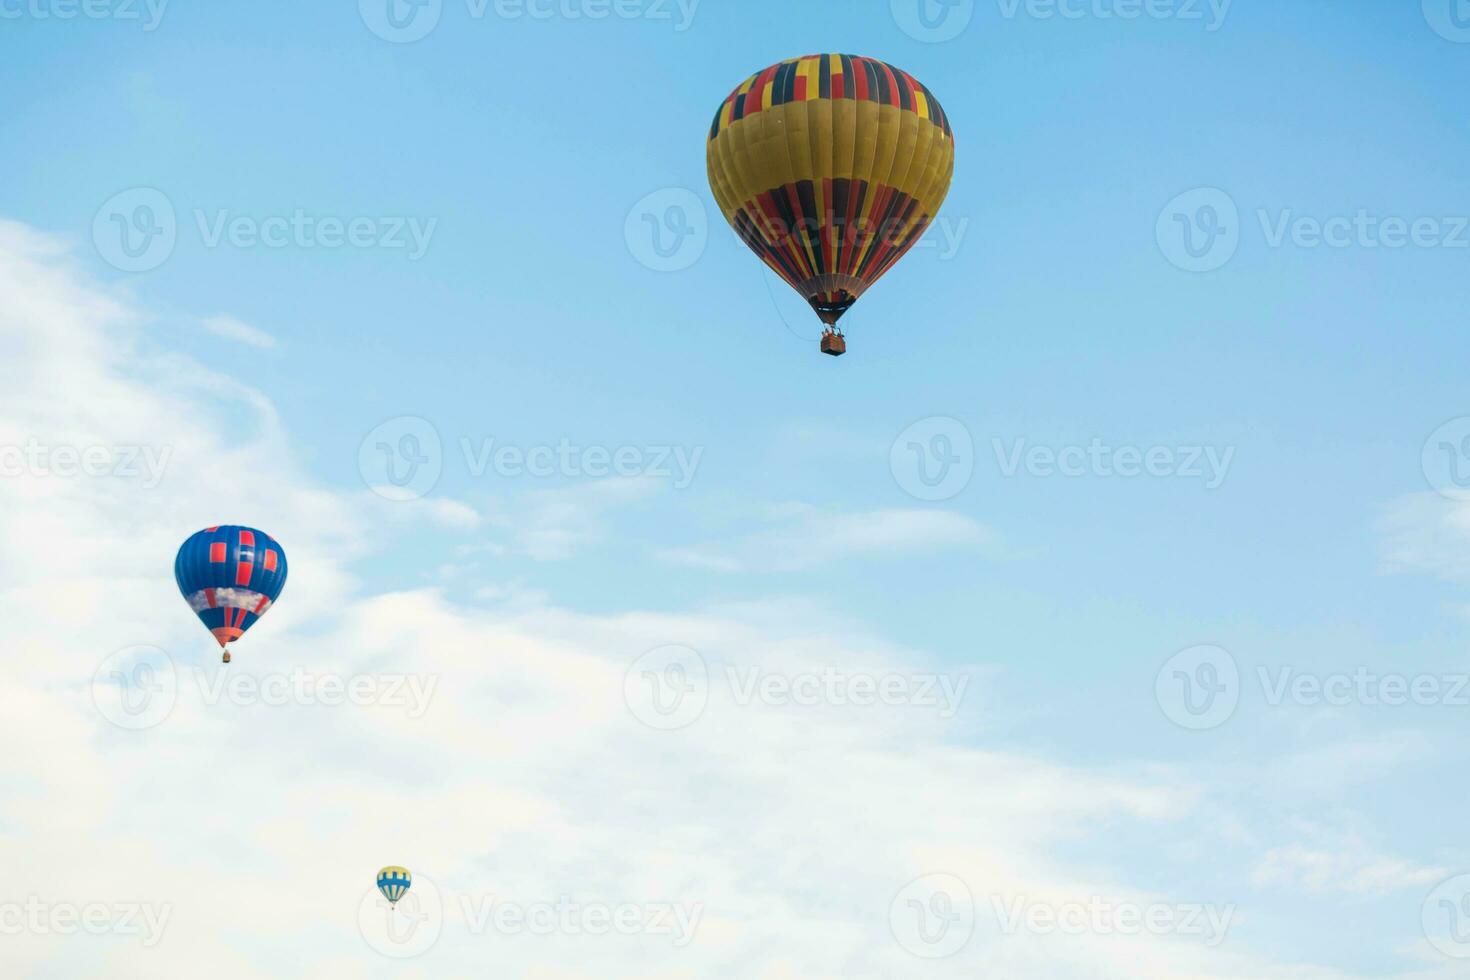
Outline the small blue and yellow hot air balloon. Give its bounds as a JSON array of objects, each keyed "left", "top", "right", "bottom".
[
  {"left": 377, "top": 866, "right": 411, "bottom": 906},
  {"left": 174, "top": 526, "right": 288, "bottom": 664}
]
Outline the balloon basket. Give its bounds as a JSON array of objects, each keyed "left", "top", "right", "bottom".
[
  {"left": 820, "top": 330, "right": 846, "bottom": 357},
  {"left": 222, "top": 650, "right": 231, "bottom": 664}
]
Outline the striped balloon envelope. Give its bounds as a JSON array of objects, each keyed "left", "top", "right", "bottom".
[
  {"left": 377, "top": 866, "right": 411, "bottom": 905},
  {"left": 706, "top": 54, "right": 955, "bottom": 354},
  {"left": 174, "top": 526, "right": 288, "bottom": 663}
]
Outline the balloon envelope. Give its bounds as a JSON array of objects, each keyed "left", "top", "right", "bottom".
[
  {"left": 377, "top": 866, "right": 411, "bottom": 905},
  {"left": 706, "top": 54, "right": 955, "bottom": 329},
  {"left": 174, "top": 526, "right": 288, "bottom": 651}
]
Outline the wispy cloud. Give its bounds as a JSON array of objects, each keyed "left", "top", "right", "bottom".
[
  {"left": 199, "top": 313, "right": 277, "bottom": 349},
  {"left": 1378, "top": 491, "right": 1470, "bottom": 583},
  {"left": 1253, "top": 841, "right": 1446, "bottom": 896},
  {"left": 366, "top": 493, "right": 483, "bottom": 530},
  {"left": 659, "top": 504, "right": 994, "bottom": 573},
  {"left": 495, "top": 476, "right": 663, "bottom": 561}
]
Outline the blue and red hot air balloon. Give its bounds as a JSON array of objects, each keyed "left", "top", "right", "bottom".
[{"left": 175, "top": 526, "right": 288, "bottom": 663}]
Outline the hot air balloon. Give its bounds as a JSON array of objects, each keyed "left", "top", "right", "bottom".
[
  {"left": 174, "top": 526, "right": 288, "bottom": 664},
  {"left": 707, "top": 54, "right": 956, "bottom": 356},
  {"left": 378, "top": 866, "right": 411, "bottom": 906}
]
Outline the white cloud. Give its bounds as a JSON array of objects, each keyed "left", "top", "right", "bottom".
[
  {"left": 0, "top": 219, "right": 1447, "bottom": 979},
  {"left": 659, "top": 504, "right": 993, "bottom": 573},
  {"left": 491, "top": 476, "right": 663, "bottom": 561},
  {"left": 368, "top": 493, "right": 483, "bottom": 530},
  {"left": 199, "top": 313, "right": 278, "bottom": 349},
  {"left": 1252, "top": 844, "right": 1446, "bottom": 896},
  {"left": 1379, "top": 491, "right": 1470, "bottom": 582}
]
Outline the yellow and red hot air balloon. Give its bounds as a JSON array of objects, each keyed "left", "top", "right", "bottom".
[{"left": 706, "top": 54, "right": 956, "bottom": 356}]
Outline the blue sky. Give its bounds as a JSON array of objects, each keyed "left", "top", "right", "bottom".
[{"left": 4, "top": 1, "right": 1470, "bottom": 976}]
